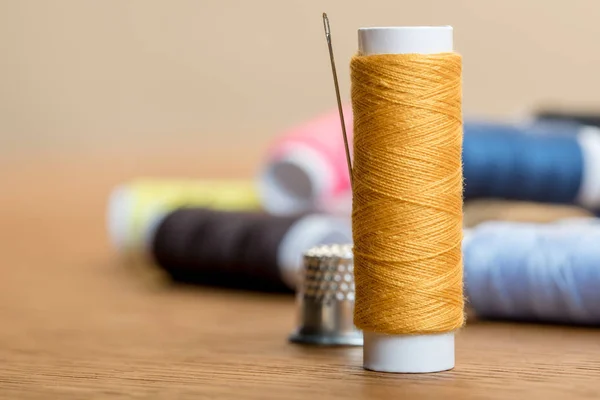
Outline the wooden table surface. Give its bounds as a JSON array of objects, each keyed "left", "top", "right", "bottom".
[{"left": 1, "top": 152, "right": 599, "bottom": 399}]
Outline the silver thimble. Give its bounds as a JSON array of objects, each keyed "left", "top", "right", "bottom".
[{"left": 289, "top": 244, "right": 363, "bottom": 346}]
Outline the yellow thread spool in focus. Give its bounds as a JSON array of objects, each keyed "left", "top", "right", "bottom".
[{"left": 351, "top": 26, "right": 463, "bottom": 373}]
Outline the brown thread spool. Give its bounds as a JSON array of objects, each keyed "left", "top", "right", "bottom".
[{"left": 151, "top": 208, "right": 352, "bottom": 291}]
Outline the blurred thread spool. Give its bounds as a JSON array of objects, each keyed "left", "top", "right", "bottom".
[
  {"left": 464, "top": 219, "right": 600, "bottom": 325},
  {"left": 260, "top": 110, "right": 600, "bottom": 214},
  {"left": 259, "top": 106, "right": 353, "bottom": 215},
  {"left": 107, "top": 179, "right": 261, "bottom": 253},
  {"left": 151, "top": 208, "right": 352, "bottom": 291},
  {"left": 462, "top": 122, "right": 600, "bottom": 208},
  {"left": 463, "top": 200, "right": 593, "bottom": 228}
]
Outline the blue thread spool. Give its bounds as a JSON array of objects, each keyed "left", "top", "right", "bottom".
[{"left": 463, "top": 122, "right": 600, "bottom": 209}]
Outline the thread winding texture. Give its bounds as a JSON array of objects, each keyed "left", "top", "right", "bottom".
[
  {"left": 462, "top": 123, "right": 583, "bottom": 203},
  {"left": 464, "top": 220, "right": 600, "bottom": 325},
  {"left": 351, "top": 53, "right": 464, "bottom": 334},
  {"left": 152, "top": 208, "right": 298, "bottom": 292}
]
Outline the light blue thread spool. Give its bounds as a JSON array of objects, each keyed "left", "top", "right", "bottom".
[{"left": 464, "top": 220, "right": 600, "bottom": 325}]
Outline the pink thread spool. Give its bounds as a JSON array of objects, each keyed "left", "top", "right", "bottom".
[{"left": 259, "top": 106, "right": 353, "bottom": 215}]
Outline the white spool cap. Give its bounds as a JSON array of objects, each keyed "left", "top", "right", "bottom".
[
  {"left": 358, "top": 26, "right": 456, "bottom": 373},
  {"left": 106, "top": 184, "right": 168, "bottom": 253},
  {"left": 576, "top": 126, "right": 600, "bottom": 209},
  {"left": 107, "top": 185, "right": 133, "bottom": 252},
  {"left": 260, "top": 145, "right": 334, "bottom": 215}
]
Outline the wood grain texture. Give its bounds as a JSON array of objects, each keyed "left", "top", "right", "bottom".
[
  {"left": 463, "top": 199, "right": 593, "bottom": 228},
  {"left": 1, "top": 153, "right": 599, "bottom": 399}
]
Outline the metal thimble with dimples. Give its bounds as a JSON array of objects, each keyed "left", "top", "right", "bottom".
[{"left": 289, "top": 244, "right": 363, "bottom": 346}]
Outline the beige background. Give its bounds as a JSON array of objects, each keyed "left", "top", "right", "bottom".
[{"left": 2, "top": 0, "right": 600, "bottom": 157}]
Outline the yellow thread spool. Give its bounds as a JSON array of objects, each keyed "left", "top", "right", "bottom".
[
  {"left": 351, "top": 26, "right": 463, "bottom": 373},
  {"left": 107, "top": 179, "right": 261, "bottom": 252}
]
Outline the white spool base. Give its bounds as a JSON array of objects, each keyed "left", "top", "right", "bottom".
[{"left": 363, "top": 331, "right": 455, "bottom": 373}]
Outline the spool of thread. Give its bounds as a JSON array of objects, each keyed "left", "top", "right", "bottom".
[
  {"left": 151, "top": 208, "right": 352, "bottom": 291},
  {"left": 464, "top": 220, "right": 600, "bottom": 325},
  {"left": 351, "top": 26, "right": 463, "bottom": 373},
  {"left": 463, "top": 199, "right": 593, "bottom": 228},
  {"left": 259, "top": 106, "right": 353, "bottom": 215},
  {"left": 261, "top": 111, "right": 600, "bottom": 213},
  {"left": 463, "top": 122, "right": 600, "bottom": 208},
  {"left": 107, "top": 179, "right": 260, "bottom": 253}
]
